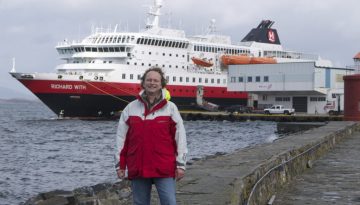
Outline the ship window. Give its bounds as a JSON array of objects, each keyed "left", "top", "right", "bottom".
[
  {"left": 136, "top": 38, "right": 141, "bottom": 44},
  {"left": 256, "top": 76, "right": 261, "bottom": 82},
  {"left": 223, "top": 79, "right": 226, "bottom": 84},
  {"left": 264, "top": 76, "right": 269, "bottom": 82},
  {"left": 169, "top": 54, "right": 172, "bottom": 57},
  {"left": 152, "top": 39, "right": 156, "bottom": 45},
  {"left": 175, "top": 65, "right": 178, "bottom": 68},
  {"left": 165, "top": 41, "right": 170, "bottom": 47},
  {"left": 176, "top": 54, "right": 178, "bottom": 57},
  {"left": 103, "top": 61, "right": 107, "bottom": 63},
  {"left": 139, "top": 38, "right": 144, "bottom": 44},
  {"left": 169, "top": 65, "right": 171, "bottom": 68},
  {"left": 144, "top": 38, "right": 148, "bottom": 45},
  {"left": 211, "top": 79, "right": 214, "bottom": 83},
  {"left": 199, "top": 78, "right": 202, "bottom": 83},
  {"left": 149, "top": 52, "right": 152, "bottom": 55},
  {"left": 163, "top": 53, "right": 165, "bottom": 56},
  {"left": 205, "top": 78, "right": 208, "bottom": 83},
  {"left": 80, "top": 47, "right": 85, "bottom": 52},
  {"left": 173, "top": 76, "right": 176, "bottom": 82},
  {"left": 230, "top": 77, "right": 236, "bottom": 83},
  {"left": 141, "top": 63, "right": 144, "bottom": 66},
  {"left": 122, "top": 74, "right": 126, "bottom": 79},
  {"left": 134, "top": 62, "right": 137, "bottom": 65},
  {"left": 109, "top": 61, "right": 112, "bottom": 63},
  {"left": 161, "top": 40, "right": 165, "bottom": 46},
  {"left": 149, "top": 64, "right": 151, "bottom": 66},
  {"left": 186, "top": 77, "right": 189, "bottom": 82},
  {"left": 114, "top": 47, "right": 120, "bottom": 52},
  {"left": 180, "top": 77, "right": 183, "bottom": 82},
  {"left": 109, "top": 47, "right": 114, "bottom": 52},
  {"left": 92, "top": 47, "right": 97, "bottom": 52},
  {"left": 238, "top": 77, "right": 244, "bottom": 82},
  {"left": 120, "top": 47, "right": 125, "bottom": 52},
  {"left": 247, "top": 76, "right": 252, "bottom": 82},
  {"left": 162, "top": 64, "right": 165, "bottom": 67},
  {"left": 130, "top": 74, "right": 133, "bottom": 80},
  {"left": 166, "top": 76, "right": 169, "bottom": 83},
  {"left": 192, "top": 77, "right": 196, "bottom": 83},
  {"left": 217, "top": 79, "right": 220, "bottom": 84},
  {"left": 103, "top": 47, "right": 108, "bottom": 52}
]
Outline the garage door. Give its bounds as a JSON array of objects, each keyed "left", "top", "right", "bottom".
[{"left": 292, "top": 97, "right": 307, "bottom": 112}]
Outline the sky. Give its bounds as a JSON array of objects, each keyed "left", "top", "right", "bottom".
[{"left": 0, "top": 0, "right": 359, "bottom": 99}]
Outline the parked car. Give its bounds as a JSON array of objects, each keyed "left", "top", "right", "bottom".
[
  {"left": 224, "top": 105, "right": 252, "bottom": 114},
  {"left": 263, "top": 105, "right": 295, "bottom": 115}
]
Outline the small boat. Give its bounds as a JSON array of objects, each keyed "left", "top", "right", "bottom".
[
  {"left": 250, "top": 57, "right": 277, "bottom": 64},
  {"left": 221, "top": 55, "right": 251, "bottom": 65},
  {"left": 191, "top": 57, "right": 213, "bottom": 67}
]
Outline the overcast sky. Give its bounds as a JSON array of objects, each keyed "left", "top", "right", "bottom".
[{"left": 1, "top": 0, "right": 359, "bottom": 99}]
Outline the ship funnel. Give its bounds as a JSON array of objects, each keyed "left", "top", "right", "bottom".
[{"left": 241, "top": 20, "right": 281, "bottom": 45}]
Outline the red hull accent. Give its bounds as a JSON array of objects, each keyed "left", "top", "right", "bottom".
[{"left": 19, "top": 79, "right": 248, "bottom": 99}]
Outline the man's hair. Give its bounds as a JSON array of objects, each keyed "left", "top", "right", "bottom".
[{"left": 140, "top": 67, "right": 167, "bottom": 88}]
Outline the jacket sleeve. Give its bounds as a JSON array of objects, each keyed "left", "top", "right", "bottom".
[
  {"left": 114, "top": 105, "right": 130, "bottom": 170},
  {"left": 170, "top": 103, "right": 188, "bottom": 170}
]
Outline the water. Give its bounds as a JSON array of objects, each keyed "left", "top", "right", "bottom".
[{"left": 0, "top": 100, "right": 279, "bottom": 205}]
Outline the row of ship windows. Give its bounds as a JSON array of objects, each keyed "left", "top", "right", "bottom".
[
  {"left": 193, "top": 45, "right": 250, "bottom": 55},
  {"left": 88, "top": 35, "right": 135, "bottom": 44},
  {"left": 126, "top": 62, "right": 187, "bottom": 69},
  {"left": 123, "top": 73, "right": 226, "bottom": 84},
  {"left": 230, "top": 76, "right": 269, "bottom": 83},
  {"left": 58, "top": 47, "right": 131, "bottom": 54},
  {"left": 136, "top": 38, "right": 189, "bottom": 49},
  {"left": 275, "top": 97, "right": 326, "bottom": 102},
  {"left": 137, "top": 51, "right": 186, "bottom": 58}
]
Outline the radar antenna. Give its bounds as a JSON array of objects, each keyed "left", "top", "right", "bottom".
[{"left": 146, "top": 0, "right": 163, "bottom": 29}]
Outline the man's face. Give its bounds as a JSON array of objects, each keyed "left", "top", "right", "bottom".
[{"left": 143, "top": 71, "right": 162, "bottom": 95}]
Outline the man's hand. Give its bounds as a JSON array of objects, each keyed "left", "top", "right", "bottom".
[
  {"left": 175, "top": 168, "right": 185, "bottom": 181},
  {"left": 116, "top": 169, "right": 126, "bottom": 179}
]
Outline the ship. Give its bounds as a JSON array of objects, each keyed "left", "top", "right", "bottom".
[{"left": 9, "top": 0, "right": 332, "bottom": 119}]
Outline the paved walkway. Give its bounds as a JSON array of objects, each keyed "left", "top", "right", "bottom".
[{"left": 274, "top": 131, "right": 360, "bottom": 205}]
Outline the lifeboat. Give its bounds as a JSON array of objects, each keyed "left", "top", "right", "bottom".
[
  {"left": 221, "top": 55, "right": 251, "bottom": 65},
  {"left": 191, "top": 57, "right": 213, "bottom": 67},
  {"left": 250, "top": 57, "right": 277, "bottom": 64}
]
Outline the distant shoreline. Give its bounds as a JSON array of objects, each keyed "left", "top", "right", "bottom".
[{"left": 0, "top": 98, "right": 39, "bottom": 103}]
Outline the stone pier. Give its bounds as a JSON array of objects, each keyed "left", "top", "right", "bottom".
[{"left": 24, "top": 121, "right": 359, "bottom": 205}]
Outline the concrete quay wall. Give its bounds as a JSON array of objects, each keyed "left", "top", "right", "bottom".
[
  {"left": 24, "top": 122, "right": 359, "bottom": 205},
  {"left": 176, "top": 121, "right": 359, "bottom": 205}
]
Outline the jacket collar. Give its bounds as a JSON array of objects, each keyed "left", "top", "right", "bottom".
[{"left": 137, "top": 89, "right": 168, "bottom": 117}]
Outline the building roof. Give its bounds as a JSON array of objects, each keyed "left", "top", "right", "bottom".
[{"left": 354, "top": 52, "right": 360, "bottom": 59}]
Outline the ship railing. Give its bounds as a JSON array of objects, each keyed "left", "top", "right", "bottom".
[{"left": 264, "top": 50, "right": 319, "bottom": 60}]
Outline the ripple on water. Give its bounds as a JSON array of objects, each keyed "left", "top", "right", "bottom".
[{"left": 0, "top": 102, "right": 280, "bottom": 205}]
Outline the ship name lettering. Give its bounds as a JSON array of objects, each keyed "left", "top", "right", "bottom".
[
  {"left": 74, "top": 85, "right": 86, "bottom": 90},
  {"left": 51, "top": 84, "right": 73, "bottom": 89}
]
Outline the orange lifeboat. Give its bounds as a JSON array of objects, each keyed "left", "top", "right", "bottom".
[
  {"left": 191, "top": 57, "right": 213, "bottom": 67},
  {"left": 221, "top": 55, "right": 251, "bottom": 65},
  {"left": 250, "top": 57, "right": 277, "bottom": 64}
]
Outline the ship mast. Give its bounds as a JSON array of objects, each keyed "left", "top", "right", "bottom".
[{"left": 146, "top": 0, "right": 163, "bottom": 29}]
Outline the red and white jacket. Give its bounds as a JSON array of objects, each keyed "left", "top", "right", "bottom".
[{"left": 115, "top": 89, "right": 188, "bottom": 179}]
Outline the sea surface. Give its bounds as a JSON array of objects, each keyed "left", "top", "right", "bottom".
[{"left": 0, "top": 100, "right": 279, "bottom": 205}]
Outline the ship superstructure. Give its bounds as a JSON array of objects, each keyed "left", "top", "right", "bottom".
[{"left": 10, "top": 0, "right": 330, "bottom": 118}]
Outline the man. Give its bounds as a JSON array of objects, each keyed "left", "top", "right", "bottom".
[{"left": 115, "top": 67, "right": 188, "bottom": 205}]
